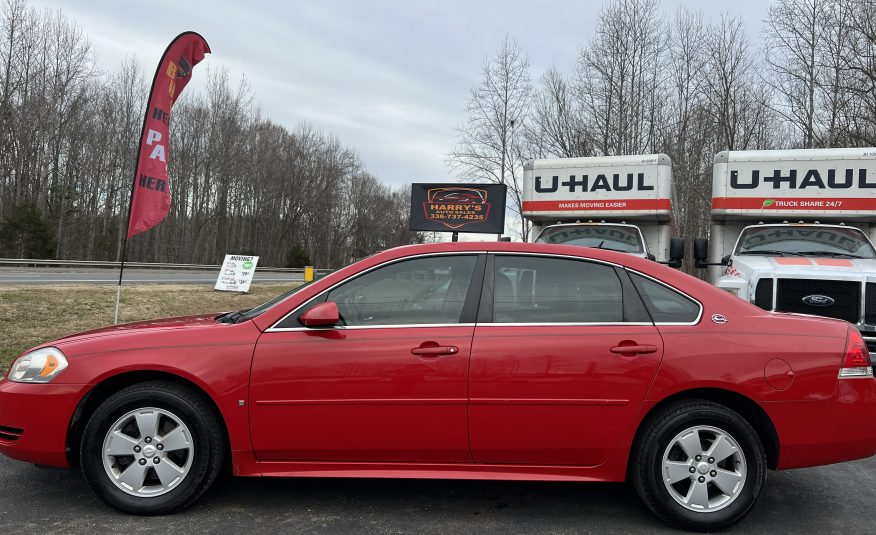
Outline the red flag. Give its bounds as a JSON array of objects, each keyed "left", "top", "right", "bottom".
[{"left": 127, "top": 32, "right": 210, "bottom": 239}]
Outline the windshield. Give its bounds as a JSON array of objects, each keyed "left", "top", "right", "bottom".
[
  {"left": 535, "top": 224, "right": 645, "bottom": 253},
  {"left": 735, "top": 225, "right": 876, "bottom": 259},
  {"left": 235, "top": 279, "right": 316, "bottom": 321}
]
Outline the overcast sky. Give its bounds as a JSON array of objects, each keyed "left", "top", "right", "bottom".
[{"left": 31, "top": 0, "right": 771, "bottom": 188}]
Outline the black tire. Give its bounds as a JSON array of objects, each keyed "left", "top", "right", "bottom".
[
  {"left": 80, "top": 381, "right": 225, "bottom": 514},
  {"left": 631, "top": 400, "right": 767, "bottom": 531}
]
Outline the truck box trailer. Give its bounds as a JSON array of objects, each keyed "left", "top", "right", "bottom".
[
  {"left": 696, "top": 147, "right": 876, "bottom": 349},
  {"left": 522, "top": 154, "right": 683, "bottom": 265}
]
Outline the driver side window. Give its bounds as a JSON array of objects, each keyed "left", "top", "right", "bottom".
[{"left": 326, "top": 255, "right": 478, "bottom": 326}]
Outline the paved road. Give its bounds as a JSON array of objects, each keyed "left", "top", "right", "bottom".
[
  {"left": 0, "top": 268, "right": 304, "bottom": 285},
  {"left": 0, "top": 453, "right": 873, "bottom": 534}
]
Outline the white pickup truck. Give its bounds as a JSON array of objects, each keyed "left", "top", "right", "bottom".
[
  {"left": 522, "top": 154, "right": 684, "bottom": 266},
  {"left": 695, "top": 147, "right": 876, "bottom": 349}
]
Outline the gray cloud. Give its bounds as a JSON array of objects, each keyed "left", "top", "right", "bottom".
[{"left": 30, "top": 0, "right": 770, "bottom": 188}]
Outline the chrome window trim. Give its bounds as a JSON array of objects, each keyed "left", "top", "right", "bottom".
[
  {"left": 267, "top": 323, "right": 478, "bottom": 333},
  {"left": 265, "top": 250, "right": 697, "bottom": 332},
  {"left": 480, "top": 322, "right": 655, "bottom": 327},
  {"left": 267, "top": 321, "right": 659, "bottom": 333},
  {"left": 266, "top": 251, "right": 487, "bottom": 332},
  {"left": 623, "top": 267, "right": 704, "bottom": 326}
]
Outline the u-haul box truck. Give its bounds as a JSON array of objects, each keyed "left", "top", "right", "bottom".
[
  {"left": 695, "top": 147, "right": 876, "bottom": 348},
  {"left": 522, "top": 154, "right": 684, "bottom": 266}
]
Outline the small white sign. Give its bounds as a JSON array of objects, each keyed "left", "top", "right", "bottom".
[{"left": 215, "top": 254, "right": 259, "bottom": 293}]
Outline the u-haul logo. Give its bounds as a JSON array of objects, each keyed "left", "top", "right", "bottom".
[
  {"left": 730, "top": 168, "right": 875, "bottom": 190},
  {"left": 535, "top": 173, "right": 654, "bottom": 193}
]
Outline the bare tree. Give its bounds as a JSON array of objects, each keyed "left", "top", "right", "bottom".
[
  {"left": 764, "top": 0, "right": 831, "bottom": 148},
  {"left": 0, "top": 1, "right": 421, "bottom": 267},
  {"left": 843, "top": 0, "right": 876, "bottom": 145},
  {"left": 658, "top": 7, "right": 714, "bottom": 261},
  {"left": 575, "top": 0, "right": 666, "bottom": 155},
  {"left": 527, "top": 66, "right": 592, "bottom": 158},
  {"left": 705, "top": 14, "right": 776, "bottom": 151},
  {"left": 447, "top": 36, "right": 534, "bottom": 239}
]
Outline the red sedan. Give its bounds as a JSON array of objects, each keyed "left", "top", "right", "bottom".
[{"left": 1, "top": 242, "right": 875, "bottom": 530}]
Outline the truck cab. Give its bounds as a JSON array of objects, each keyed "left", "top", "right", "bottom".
[
  {"left": 522, "top": 154, "right": 684, "bottom": 267},
  {"left": 696, "top": 148, "right": 876, "bottom": 349}
]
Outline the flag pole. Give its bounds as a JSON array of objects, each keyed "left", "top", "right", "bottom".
[
  {"left": 114, "top": 122, "right": 144, "bottom": 325},
  {"left": 113, "top": 195, "right": 135, "bottom": 324}
]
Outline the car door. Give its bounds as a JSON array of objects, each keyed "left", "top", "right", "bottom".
[
  {"left": 249, "top": 253, "right": 485, "bottom": 463},
  {"left": 468, "top": 254, "right": 669, "bottom": 466}
]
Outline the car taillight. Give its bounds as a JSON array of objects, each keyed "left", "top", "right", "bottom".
[{"left": 839, "top": 328, "right": 873, "bottom": 378}]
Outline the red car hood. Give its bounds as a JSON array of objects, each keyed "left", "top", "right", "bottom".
[{"left": 49, "top": 313, "right": 225, "bottom": 351}]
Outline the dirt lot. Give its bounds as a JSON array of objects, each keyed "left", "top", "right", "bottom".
[{"left": 0, "top": 283, "right": 298, "bottom": 368}]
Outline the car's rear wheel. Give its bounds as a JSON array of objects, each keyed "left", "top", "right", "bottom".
[
  {"left": 631, "top": 400, "right": 767, "bottom": 531},
  {"left": 80, "top": 381, "right": 225, "bottom": 514}
]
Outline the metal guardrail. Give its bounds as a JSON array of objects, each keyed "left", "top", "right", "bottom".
[{"left": 0, "top": 258, "right": 332, "bottom": 274}]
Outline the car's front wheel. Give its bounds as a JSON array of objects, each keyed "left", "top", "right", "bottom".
[
  {"left": 631, "top": 400, "right": 767, "bottom": 531},
  {"left": 80, "top": 381, "right": 225, "bottom": 514}
]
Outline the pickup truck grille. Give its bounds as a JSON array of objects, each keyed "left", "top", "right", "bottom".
[
  {"left": 754, "top": 279, "right": 774, "bottom": 310},
  {"left": 774, "top": 279, "right": 861, "bottom": 324},
  {"left": 866, "top": 283, "right": 876, "bottom": 326}
]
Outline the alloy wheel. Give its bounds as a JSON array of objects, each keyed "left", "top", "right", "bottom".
[
  {"left": 101, "top": 407, "right": 195, "bottom": 497},
  {"left": 660, "top": 425, "right": 747, "bottom": 512}
]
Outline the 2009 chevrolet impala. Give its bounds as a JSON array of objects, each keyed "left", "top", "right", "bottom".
[{"left": 1, "top": 242, "right": 875, "bottom": 531}]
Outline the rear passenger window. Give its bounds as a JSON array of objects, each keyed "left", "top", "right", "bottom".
[
  {"left": 630, "top": 273, "right": 700, "bottom": 323},
  {"left": 492, "top": 256, "right": 624, "bottom": 323}
]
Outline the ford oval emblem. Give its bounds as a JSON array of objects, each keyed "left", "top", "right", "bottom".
[{"left": 802, "top": 294, "right": 835, "bottom": 307}]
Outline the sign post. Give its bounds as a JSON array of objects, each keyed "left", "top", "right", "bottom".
[{"left": 409, "top": 183, "right": 507, "bottom": 237}]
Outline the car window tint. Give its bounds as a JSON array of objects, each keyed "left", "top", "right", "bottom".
[
  {"left": 630, "top": 273, "right": 700, "bottom": 323},
  {"left": 327, "top": 255, "right": 478, "bottom": 326},
  {"left": 492, "top": 256, "right": 624, "bottom": 323}
]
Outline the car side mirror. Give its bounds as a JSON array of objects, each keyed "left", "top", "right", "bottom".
[
  {"left": 721, "top": 254, "right": 732, "bottom": 266},
  {"left": 646, "top": 252, "right": 656, "bottom": 261},
  {"left": 668, "top": 237, "right": 685, "bottom": 269},
  {"left": 299, "top": 301, "right": 340, "bottom": 327},
  {"left": 693, "top": 238, "right": 709, "bottom": 269}
]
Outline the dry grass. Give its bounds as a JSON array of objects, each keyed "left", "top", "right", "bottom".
[{"left": 0, "top": 283, "right": 299, "bottom": 368}]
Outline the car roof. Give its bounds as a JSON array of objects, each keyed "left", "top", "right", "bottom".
[{"left": 369, "top": 240, "right": 652, "bottom": 269}]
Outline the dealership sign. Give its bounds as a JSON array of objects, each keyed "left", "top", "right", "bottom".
[
  {"left": 409, "top": 183, "right": 506, "bottom": 234},
  {"left": 215, "top": 254, "right": 259, "bottom": 293}
]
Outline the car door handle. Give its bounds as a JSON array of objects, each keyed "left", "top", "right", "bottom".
[
  {"left": 411, "top": 345, "right": 459, "bottom": 357},
  {"left": 610, "top": 344, "right": 658, "bottom": 356}
]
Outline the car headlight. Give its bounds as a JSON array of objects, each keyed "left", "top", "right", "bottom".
[{"left": 8, "top": 347, "right": 68, "bottom": 383}]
